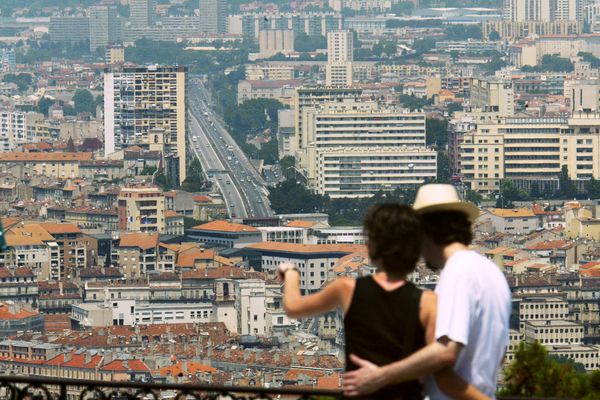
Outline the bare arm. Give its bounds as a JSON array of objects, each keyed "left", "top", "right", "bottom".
[
  {"left": 435, "top": 368, "right": 490, "bottom": 400},
  {"left": 280, "top": 262, "right": 352, "bottom": 319}
]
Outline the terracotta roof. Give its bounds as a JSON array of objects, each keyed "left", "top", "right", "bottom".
[
  {"left": 182, "top": 266, "right": 263, "bottom": 280},
  {"left": 525, "top": 240, "right": 570, "bottom": 251},
  {"left": 119, "top": 233, "right": 159, "bottom": 249},
  {"left": 160, "top": 361, "right": 217, "bottom": 377},
  {"left": 47, "top": 352, "right": 102, "bottom": 369},
  {"left": 247, "top": 242, "right": 365, "bottom": 255},
  {"left": 316, "top": 373, "right": 341, "bottom": 390},
  {"left": 0, "top": 304, "right": 39, "bottom": 320},
  {"left": 5, "top": 224, "right": 55, "bottom": 246},
  {"left": 581, "top": 268, "right": 600, "bottom": 278},
  {"left": 177, "top": 246, "right": 215, "bottom": 268},
  {"left": 193, "top": 195, "right": 212, "bottom": 203},
  {"left": 191, "top": 220, "right": 259, "bottom": 233},
  {"left": 488, "top": 208, "right": 536, "bottom": 218},
  {"left": 581, "top": 261, "right": 600, "bottom": 270},
  {"left": 0, "top": 152, "right": 93, "bottom": 162},
  {"left": 100, "top": 359, "right": 150, "bottom": 372},
  {"left": 165, "top": 210, "right": 183, "bottom": 218},
  {"left": 286, "top": 220, "right": 318, "bottom": 228},
  {"left": 39, "top": 222, "right": 82, "bottom": 235}
]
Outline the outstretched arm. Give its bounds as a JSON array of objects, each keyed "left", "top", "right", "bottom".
[{"left": 279, "top": 261, "right": 353, "bottom": 319}]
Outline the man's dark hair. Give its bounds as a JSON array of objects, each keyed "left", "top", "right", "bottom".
[
  {"left": 363, "top": 204, "right": 422, "bottom": 276},
  {"left": 420, "top": 211, "right": 473, "bottom": 246}
]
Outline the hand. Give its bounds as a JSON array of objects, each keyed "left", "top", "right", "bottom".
[
  {"left": 343, "top": 354, "right": 384, "bottom": 397},
  {"left": 277, "top": 262, "right": 297, "bottom": 281}
]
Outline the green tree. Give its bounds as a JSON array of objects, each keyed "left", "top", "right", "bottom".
[
  {"left": 443, "top": 25, "right": 482, "bottom": 40},
  {"left": 465, "top": 190, "right": 483, "bottom": 205},
  {"left": 72, "top": 89, "right": 96, "bottom": 115},
  {"left": 501, "top": 341, "right": 590, "bottom": 398},
  {"left": 399, "top": 94, "right": 432, "bottom": 111},
  {"left": 559, "top": 165, "right": 577, "bottom": 199},
  {"left": 294, "top": 33, "right": 327, "bottom": 52},
  {"left": 258, "top": 137, "right": 279, "bottom": 165},
  {"left": 37, "top": 97, "right": 55, "bottom": 117},
  {"left": 391, "top": 1, "right": 414, "bottom": 15},
  {"left": 500, "top": 180, "right": 529, "bottom": 203},
  {"left": 489, "top": 29, "right": 500, "bottom": 41},
  {"left": 585, "top": 177, "right": 600, "bottom": 199},
  {"left": 280, "top": 155, "right": 296, "bottom": 180},
  {"left": 522, "top": 54, "right": 574, "bottom": 73},
  {"left": 436, "top": 150, "right": 451, "bottom": 183},
  {"left": 181, "top": 158, "right": 205, "bottom": 192},
  {"left": 426, "top": 117, "right": 448, "bottom": 147},
  {"left": 578, "top": 51, "right": 600, "bottom": 68},
  {"left": 2, "top": 73, "right": 33, "bottom": 91}
]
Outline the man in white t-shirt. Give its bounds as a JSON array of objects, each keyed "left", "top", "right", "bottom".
[{"left": 344, "top": 184, "right": 512, "bottom": 399}]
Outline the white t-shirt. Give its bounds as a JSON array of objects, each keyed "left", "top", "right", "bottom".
[{"left": 424, "top": 250, "right": 512, "bottom": 399}]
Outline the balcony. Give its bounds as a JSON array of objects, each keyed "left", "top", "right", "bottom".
[{"left": 0, "top": 375, "right": 341, "bottom": 400}]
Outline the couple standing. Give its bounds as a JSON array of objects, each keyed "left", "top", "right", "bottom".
[{"left": 278, "top": 184, "right": 511, "bottom": 399}]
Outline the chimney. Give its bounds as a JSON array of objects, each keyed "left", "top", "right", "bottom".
[
  {"left": 84, "top": 352, "right": 92, "bottom": 365},
  {"left": 59, "top": 281, "right": 64, "bottom": 295},
  {"left": 64, "top": 352, "right": 72, "bottom": 362}
]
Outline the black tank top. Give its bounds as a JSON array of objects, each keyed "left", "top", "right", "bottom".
[{"left": 344, "top": 276, "right": 425, "bottom": 400}]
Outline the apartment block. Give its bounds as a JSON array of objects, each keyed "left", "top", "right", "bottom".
[
  {"left": 0, "top": 110, "right": 26, "bottom": 152},
  {"left": 258, "top": 30, "right": 294, "bottom": 57},
  {"left": 89, "top": 5, "right": 122, "bottom": 52},
  {"left": 524, "top": 320, "right": 585, "bottom": 345},
  {"left": 469, "top": 78, "right": 514, "bottom": 117},
  {"left": 236, "top": 12, "right": 342, "bottom": 39},
  {"left": 294, "top": 87, "right": 362, "bottom": 157},
  {"left": 199, "top": 0, "right": 227, "bottom": 34},
  {"left": 299, "top": 99, "right": 435, "bottom": 197},
  {"left": 104, "top": 66, "right": 187, "bottom": 184},
  {"left": 0, "top": 152, "right": 92, "bottom": 180},
  {"left": 129, "top": 0, "right": 157, "bottom": 29},
  {"left": 460, "top": 115, "right": 600, "bottom": 194},
  {"left": 326, "top": 30, "right": 353, "bottom": 86},
  {"left": 117, "top": 186, "right": 166, "bottom": 233},
  {"left": 49, "top": 16, "right": 90, "bottom": 43}
]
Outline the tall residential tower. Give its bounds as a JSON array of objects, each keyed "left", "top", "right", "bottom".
[{"left": 104, "top": 66, "right": 187, "bottom": 185}]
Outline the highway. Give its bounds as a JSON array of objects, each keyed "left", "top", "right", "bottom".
[{"left": 187, "top": 78, "right": 274, "bottom": 219}]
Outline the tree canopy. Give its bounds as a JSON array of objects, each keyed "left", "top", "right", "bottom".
[
  {"left": 72, "top": 89, "right": 96, "bottom": 116},
  {"left": 293, "top": 33, "right": 327, "bottom": 53},
  {"left": 501, "top": 341, "right": 597, "bottom": 398},
  {"left": 522, "top": 55, "right": 574, "bottom": 73}
]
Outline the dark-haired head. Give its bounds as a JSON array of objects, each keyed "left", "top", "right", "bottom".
[
  {"left": 363, "top": 204, "right": 423, "bottom": 278},
  {"left": 419, "top": 211, "right": 473, "bottom": 247}
]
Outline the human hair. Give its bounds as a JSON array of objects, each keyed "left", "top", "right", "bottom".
[
  {"left": 363, "top": 204, "right": 422, "bottom": 277},
  {"left": 420, "top": 211, "right": 473, "bottom": 247}
]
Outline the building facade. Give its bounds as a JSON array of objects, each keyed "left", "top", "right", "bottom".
[{"left": 104, "top": 66, "right": 187, "bottom": 184}]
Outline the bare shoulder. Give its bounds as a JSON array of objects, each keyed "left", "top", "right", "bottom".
[
  {"left": 330, "top": 276, "right": 356, "bottom": 293},
  {"left": 420, "top": 289, "right": 437, "bottom": 310}
]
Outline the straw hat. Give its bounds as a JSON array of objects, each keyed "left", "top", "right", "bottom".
[{"left": 413, "top": 184, "right": 479, "bottom": 222}]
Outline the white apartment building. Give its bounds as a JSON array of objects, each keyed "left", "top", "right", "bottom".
[
  {"left": 235, "top": 279, "right": 267, "bottom": 336},
  {"left": 504, "top": 0, "right": 552, "bottom": 22},
  {"left": 104, "top": 66, "right": 187, "bottom": 184},
  {"left": 549, "top": 345, "right": 600, "bottom": 370},
  {"left": 258, "top": 227, "right": 307, "bottom": 244},
  {"left": 258, "top": 30, "right": 294, "bottom": 57},
  {"left": 524, "top": 320, "right": 585, "bottom": 345},
  {"left": 300, "top": 99, "right": 436, "bottom": 197},
  {"left": 294, "top": 86, "right": 363, "bottom": 158},
  {"left": 316, "top": 147, "right": 437, "bottom": 198},
  {"left": 0, "top": 110, "right": 26, "bottom": 152},
  {"left": 326, "top": 30, "right": 353, "bottom": 86},
  {"left": 518, "top": 296, "right": 570, "bottom": 330},
  {"left": 460, "top": 114, "right": 600, "bottom": 194},
  {"left": 469, "top": 78, "right": 514, "bottom": 117}
]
